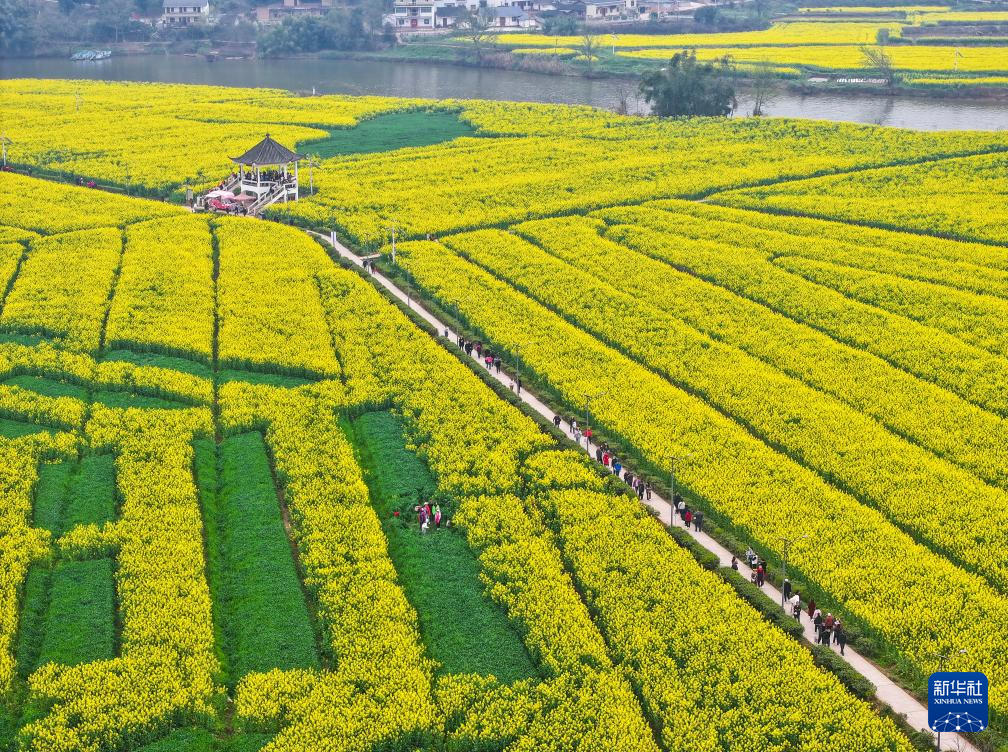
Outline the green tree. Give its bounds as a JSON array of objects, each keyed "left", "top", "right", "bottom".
[
  {"left": 96, "top": 0, "right": 135, "bottom": 42},
  {"left": 258, "top": 11, "right": 374, "bottom": 56},
  {"left": 0, "top": 0, "right": 37, "bottom": 54},
  {"left": 542, "top": 14, "right": 579, "bottom": 35},
  {"left": 748, "top": 58, "right": 777, "bottom": 116},
  {"left": 693, "top": 5, "right": 717, "bottom": 26},
  {"left": 639, "top": 49, "right": 737, "bottom": 118},
  {"left": 358, "top": 0, "right": 387, "bottom": 42},
  {"left": 859, "top": 43, "right": 898, "bottom": 86},
  {"left": 455, "top": 7, "right": 494, "bottom": 63},
  {"left": 578, "top": 33, "right": 600, "bottom": 75}
]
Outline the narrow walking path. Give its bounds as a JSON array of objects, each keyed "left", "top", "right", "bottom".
[{"left": 315, "top": 230, "right": 976, "bottom": 752}]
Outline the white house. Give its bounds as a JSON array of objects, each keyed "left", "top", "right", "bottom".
[
  {"left": 433, "top": 5, "right": 467, "bottom": 28},
  {"left": 387, "top": 0, "right": 544, "bottom": 31},
  {"left": 255, "top": 0, "right": 329, "bottom": 24},
  {"left": 162, "top": 0, "right": 210, "bottom": 25},
  {"left": 389, "top": 0, "right": 439, "bottom": 30},
  {"left": 584, "top": 0, "right": 637, "bottom": 21},
  {"left": 493, "top": 5, "right": 538, "bottom": 26}
]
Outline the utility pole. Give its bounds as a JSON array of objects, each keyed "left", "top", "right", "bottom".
[
  {"left": 778, "top": 534, "right": 809, "bottom": 607},
  {"left": 0, "top": 134, "right": 10, "bottom": 169},
  {"left": 668, "top": 453, "right": 693, "bottom": 525}
]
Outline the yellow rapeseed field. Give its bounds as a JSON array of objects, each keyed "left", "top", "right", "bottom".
[{"left": 2, "top": 79, "right": 1007, "bottom": 751}]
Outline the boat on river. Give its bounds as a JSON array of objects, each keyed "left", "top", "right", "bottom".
[{"left": 71, "top": 49, "right": 112, "bottom": 61}]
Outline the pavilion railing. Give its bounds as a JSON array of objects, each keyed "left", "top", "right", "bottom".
[{"left": 248, "top": 184, "right": 286, "bottom": 215}]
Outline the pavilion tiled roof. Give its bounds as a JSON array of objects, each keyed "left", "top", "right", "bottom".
[{"left": 231, "top": 134, "right": 304, "bottom": 165}]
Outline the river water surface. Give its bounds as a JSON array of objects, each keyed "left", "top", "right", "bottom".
[{"left": 3, "top": 54, "right": 1008, "bottom": 130}]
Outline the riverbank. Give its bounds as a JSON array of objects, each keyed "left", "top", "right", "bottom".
[
  {"left": 328, "top": 40, "right": 1008, "bottom": 100},
  {"left": 3, "top": 54, "right": 1008, "bottom": 129},
  {"left": 9, "top": 37, "right": 1008, "bottom": 101}
]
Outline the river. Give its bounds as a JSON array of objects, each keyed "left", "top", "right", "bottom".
[{"left": 3, "top": 54, "right": 1008, "bottom": 130}]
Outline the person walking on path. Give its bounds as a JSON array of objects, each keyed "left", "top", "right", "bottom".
[
  {"left": 684, "top": 509, "right": 693, "bottom": 529},
  {"left": 645, "top": 482, "right": 652, "bottom": 501},
  {"left": 516, "top": 378, "right": 522, "bottom": 395},
  {"left": 731, "top": 555, "right": 738, "bottom": 571},
  {"left": 596, "top": 447, "right": 603, "bottom": 463},
  {"left": 834, "top": 622, "right": 846, "bottom": 655},
  {"left": 820, "top": 613, "right": 834, "bottom": 646},
  {"left": 553, "top": 414, "right": 561, "bottom": 429},
  {"left": 807, "top": 599, "right": 816, "bottom": 620},
  {"left": 494, "top": 356, "right": 501, "bottom": 373},
  {"left": 783, "top": 578, "right": 792, "bottom": 602},
  {"left": 756, "top": 563, "right": 765, "bottom": 587},
  {"left": 434, "top": 504, "right": 442, "bottom": 529},
  {"left": 693, "top": 510, "right": 703, "bottom": 533},
  {"left": 603, "top": 451, "right": 610, "bottom": 468},
  {"left": 790, "top": 592, "right": 802, "bottom": 621},
  {"left": 613, "top": 459, "right": 622, "bottom": 476}
]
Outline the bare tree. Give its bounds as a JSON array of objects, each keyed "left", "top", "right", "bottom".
[
  {"left": 748, "top": 59, "right": 777, "bottom": 116},
  {"left": 456, "top": 7, "right": 495, "bottom": 63},
  {"left": 579, "top": 33, "right": 600, "bottom": 76},
  {"left": 859, "top": 44, "right": 898, "bottom": 86},
  {"left": 615, "top": 84, "right": 630, "bottom": 115}
]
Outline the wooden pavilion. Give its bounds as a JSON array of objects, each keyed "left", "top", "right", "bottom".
[{"left": 230, "top": 134, "right": 305, "bottom": 207}]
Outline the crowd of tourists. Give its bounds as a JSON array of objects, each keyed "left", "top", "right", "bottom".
[
  {"left": 456, "top": 336, "right": 524, "bottom": 393},
  {"left": 410, "top": 501, "right": 443, "bottom": 533},
  {"left": 445, "top": 321, "right": 856, "bottom": 660},
  {"left": 786, "top": 584, "right": 848, "bottom": 654}
]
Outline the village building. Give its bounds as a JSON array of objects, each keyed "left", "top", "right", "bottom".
[
  {"left": 255, "top": 0, "right": 334, "bottom": 25},
  {"left": 161, "top": 0, "right": 210, "bottom": 25},
  {"left": 584, "top": 0, "right": 641, "bottom": 20},
  {"left": 387, "top": 0, "right": 541, "bottom": 31},
  {"left": 492, "top": 5, "right": 538, "bottom": 26}
]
